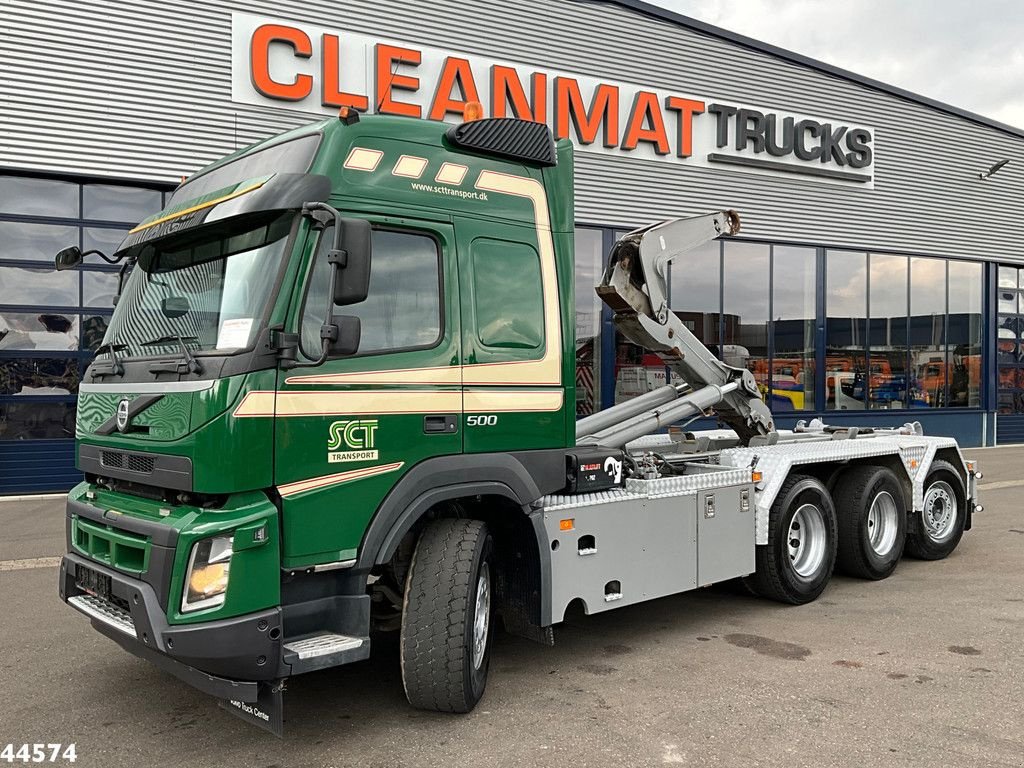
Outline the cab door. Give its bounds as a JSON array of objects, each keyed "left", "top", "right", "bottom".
[{"left": 271, "top": 216, "right": 461, "bottom": 569}]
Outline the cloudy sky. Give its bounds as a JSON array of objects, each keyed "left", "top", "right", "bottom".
[{"left": 650, "top": 0, "right": 1024, "bottom": 130}]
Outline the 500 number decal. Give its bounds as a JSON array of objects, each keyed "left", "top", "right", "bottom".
[{"left": 466, "top": 415, "right": 498, "bottom": 427}]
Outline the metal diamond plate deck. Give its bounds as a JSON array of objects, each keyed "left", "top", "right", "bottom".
[
  {"left": 625, "top": 468, "right": 750, "bottom": 497},
  {"left": 538, "top": 488, "right": 642, "bottom": 512}
]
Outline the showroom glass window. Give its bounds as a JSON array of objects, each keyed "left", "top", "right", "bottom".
[
  {"left": 772, "top": 245, "right": 817, "bottom": 411},
  {"left": 947, "top": 260, "right": 982, "bottom": 407},
  {"left": 825, "top": 251, "right": 868, "bottom": 410},
  {"left": 909, "top": 256, "right": 947, "bottom": 408},
  {"left": 997, "top": 266, "right": 1023, "bottom": 414},
  {"left": 868, "top": 254, "right": 909, "bottom": 410},
  {"left": 662, "top": 239, "right": 721, "bottom": 400},
  {"left": 0, "top": 175, "right": 167, "bottom": 490},
  {"left": 574, "top": 228, "right": 604, "bottom": 415},
  {"left": 824, "top": 249, "right": 983, "bottom": 413},
  {"left": 723, "top": 241, "right": 769, "bottom": 398}
]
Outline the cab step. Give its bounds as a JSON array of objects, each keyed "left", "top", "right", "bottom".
[{"left": 282, "top": 632, "right": 370, "bottom": 673}]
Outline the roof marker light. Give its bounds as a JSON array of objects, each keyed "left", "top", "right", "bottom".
[
  {"left": 338, "top": 106, "right": 360, "bottom": 125},
  {"left": 463, "top": 101, "right": 484, "bottom": 122}
]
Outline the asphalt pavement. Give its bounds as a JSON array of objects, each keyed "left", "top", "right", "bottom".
[{"left": 1, "top": 446, "right": 1021, "bottom": 767}]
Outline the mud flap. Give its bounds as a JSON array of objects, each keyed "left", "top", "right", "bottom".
[{"left": 218, "top": 680, "right": 285, "bottom": 737}]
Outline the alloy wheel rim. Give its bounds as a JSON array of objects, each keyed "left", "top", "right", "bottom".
[
  {"left": 922, "top": 481, "right": 958, "bottom": 542},
  {"left": 867, "top": 491, "right": 899, "bottom": 556},
  {"left": 472, "top": 566, "right": 491, "bottom": 670},
  {"left": 787, "top": 503, "right": 827, "bottom": 579}
]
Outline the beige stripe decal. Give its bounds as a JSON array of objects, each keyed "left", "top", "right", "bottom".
[
  {"left": 278, "top": 462, "right": 404, "bottom": 497},
  {"left": 234, "top": 390, "right": 462, "bottom": 417},
  {"left": 469, "top": 170, "right": 561, "bottom": 385},
  {"left": 233, "top": 390, "right": 276, "bottom": 417},
  {"left": 464, "top": 389, "right": 563, "bottom": 413},
  {"left": 283, "top": 171, "right": 561, "bottom": 388},
  {"left": 285, "top": 366, "right": 461, "bottom": 386},
  {"left": 234, "top": 388, "right": 563, "bottom": 417}
]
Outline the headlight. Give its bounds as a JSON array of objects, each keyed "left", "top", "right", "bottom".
[{"left": 182, "top": 535, "right": 234, "bottom": 612}]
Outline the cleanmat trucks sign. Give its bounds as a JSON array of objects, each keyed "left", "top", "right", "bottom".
[{"left": 231, "top": 12, "right": 874, "bottom": 186}]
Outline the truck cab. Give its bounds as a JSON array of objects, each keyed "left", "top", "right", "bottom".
[{"left": 58, "top": 111, "right": 584, "bottom": 730}]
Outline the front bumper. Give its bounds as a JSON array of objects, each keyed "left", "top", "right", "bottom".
[{"left": 59, "top": 553, "right": 286, "bottom": 700}]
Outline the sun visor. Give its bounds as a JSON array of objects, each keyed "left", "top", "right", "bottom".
[{"left": 115, "top": 173, "right": 331, "bottom": 255}]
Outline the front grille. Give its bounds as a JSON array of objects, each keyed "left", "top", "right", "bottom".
[
  {"left": 73, "top": 517, "right": 149, "bottom": 574},
  {"left": 101, "top": 450, "right": 154, "bottom": 474},
  {"left": 127, "top": 454, "right": 154, "bottom": 473}
]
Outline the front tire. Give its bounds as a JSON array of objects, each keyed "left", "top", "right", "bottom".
[
  {"left": 834, "top": 466, "right": 907, "bottom": 580},
  {"left": 905, "top": 460, "right": 967, "bottom": 560},
  {"left": 400, "top": 518, "right": 493, "bottom": 713},
  {"left": 744, "top": 474, "right": 837, "bottom": 604}
]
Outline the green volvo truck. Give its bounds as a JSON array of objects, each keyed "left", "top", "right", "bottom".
[{"left": 55, "top": 110, "right": 981, "bottom": 735}]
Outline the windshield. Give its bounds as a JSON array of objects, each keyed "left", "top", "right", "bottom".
[{"left": 99, "top": 212, "right": 294, "bottom": 360}]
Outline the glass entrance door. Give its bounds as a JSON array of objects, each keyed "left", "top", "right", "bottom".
[{"left": 997, "top": 266, "right": 1024, "bottom": 442}]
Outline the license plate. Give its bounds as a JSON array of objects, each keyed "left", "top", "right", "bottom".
[{"left": 76, "top": 564, "right": 111, "bottom": 601}]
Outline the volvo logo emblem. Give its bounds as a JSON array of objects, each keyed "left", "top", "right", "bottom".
[{"left": 115, "top": 399, "right": 131, "bottom": 433}]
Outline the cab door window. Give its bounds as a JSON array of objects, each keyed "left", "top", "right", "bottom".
[
  {"left": 471, "top": 238, "right": 544, "bottom": 351},
  {"left": 301, "top": 228, "right": 442, "bottom": 358}
]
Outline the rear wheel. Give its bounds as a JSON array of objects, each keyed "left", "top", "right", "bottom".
[
  {"left": 744, "top": 474, "right": 837, "bottom": 604},
  {"left": 905, "top": 460, "right": 967, "bottom": 560},
  {"left": 400, "top": 518, "right": 493, "bottom": 713},
  {"left": 834, "top": 466, "right": 907, "bottom": 580}
]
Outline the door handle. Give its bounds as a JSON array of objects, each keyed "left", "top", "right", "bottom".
[{"left": 423, "top": 414, "right": 458, "bottom": 434}]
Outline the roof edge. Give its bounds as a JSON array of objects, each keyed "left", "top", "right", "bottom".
[{"left": 607, "top": 0, "right": 1024, "bottom": 140}]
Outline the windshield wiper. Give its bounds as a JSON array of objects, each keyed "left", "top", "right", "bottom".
[
  {"left": 92, "top": 342, "right": 128, "bottom": 377},
  {"left": 140, "top": 334, "right": 203, "bottom": 374}
]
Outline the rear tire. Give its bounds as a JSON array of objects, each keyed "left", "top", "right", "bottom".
[
  {"left": 400, "top": 518, "right": 493, "bottom": 713},
  {"left": 905, "top": 460, "right": 967, "bottom": 560},
  {"left": 834, "top": 466, "right": 907, "bottom": 580},
  {"left": 744, "top": 474, "right": 837, "bottom": 605}
]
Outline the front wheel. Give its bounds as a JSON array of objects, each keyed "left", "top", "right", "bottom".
[
  {"left": 744, "top": 474, "right": 837, "bottom": 605},
  {"left": 905, "top": 460, "right": 967, "bottom": 560},
  {"left": 400, "top": 518, "right": 493, "bottom": 713}
]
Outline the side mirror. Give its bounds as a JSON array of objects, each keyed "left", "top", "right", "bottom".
[
  {"left": 331, "top": 218, "right": 372, "bottom": 306},
  {"left": 161, "top": 296, "right": 190, "bottom": 319},
  {"left": 55, "top": 246, "right": 83, "bottom": 271},
  {"left": 331, "top": 315, "right": 361, "bottom": 356}
]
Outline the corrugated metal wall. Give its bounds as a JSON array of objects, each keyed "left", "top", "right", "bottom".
[{"left": 3, "top": 0, "right": 1024, "bottom": 261}]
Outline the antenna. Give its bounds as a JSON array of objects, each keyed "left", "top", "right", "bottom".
[{"left": 375, "top": 57, "right": 400, "bottom": 114}]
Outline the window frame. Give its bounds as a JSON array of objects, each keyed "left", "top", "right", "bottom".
[{"left": 297, "top": 223, "right": 446, "bottom": 362}]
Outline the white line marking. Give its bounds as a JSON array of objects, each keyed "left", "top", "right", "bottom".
[
  {"left": 0, "top": 556, "right": 62, "bottom": 571},
  {"left": 977, "top": 479, "right": 1024, "bottom": 491},
  {"left": 0, "top": 493, "right": 67, "bottom": 503}
]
